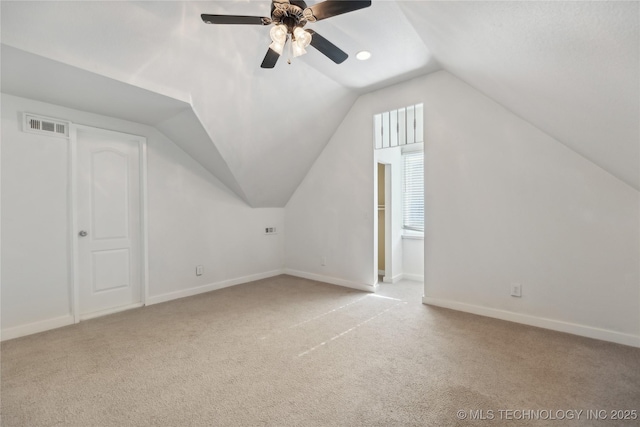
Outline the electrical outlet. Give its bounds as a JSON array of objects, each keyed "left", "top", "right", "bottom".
[
  {"left": 264, "top": 227, "right": 277, "bottom": 235},
  {"left": 511, "top": 283, "right": 522, "bottom": 297},
  {"left": 196, "top": 265, "right": 204, "bottom": 276}
]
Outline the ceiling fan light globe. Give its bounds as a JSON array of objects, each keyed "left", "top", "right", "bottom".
[
  {"left": 293, "top": 27, "right": 312, "bottom": 48},
  {"left": 292, "top": 41, "right": 307, "bottom": 58},
  {"left": 269, "top": 40, "right": 285, "bottom": 55},
  {"left": 269, "top": 24, "right": 288, "bottom": 44}
]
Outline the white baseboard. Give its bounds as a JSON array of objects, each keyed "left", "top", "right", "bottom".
[
  {"left": 147, "top": 269, "right": 285, "bottom": 306},
  {"left": 284, "top": 269, "right": 376, "bottom": 293},
  {"left": 2, "top": 270, "right": 285, "bottom": 341},
  {"left": 403, "top": 273, "right": 424, "bottom": 282},
  {"left": 2, "top": 314, "right": 75, "bottom": 342},
  {"left": 382, "top": 273, "right": 404, "bottom": 283},
  {"left": 423, "top": 296, "right": 640, "bottom": 348},
  {"left": 80, "top": 303, "right": 144, "bottom": 321}
]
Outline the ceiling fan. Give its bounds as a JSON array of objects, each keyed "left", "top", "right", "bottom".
[{"left": 201, "top": 0, "right": 372, "bottom": 68}]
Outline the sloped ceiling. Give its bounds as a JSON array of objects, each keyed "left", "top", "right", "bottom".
[
  {"left": 1, "top": 45, "right": 251, "bottom": 203},
  {"left": 399, "top": 1, "right": 639, "bottom": 190},
  {"left": 1, "top": 1, "right": 637, "bottom": 208}
]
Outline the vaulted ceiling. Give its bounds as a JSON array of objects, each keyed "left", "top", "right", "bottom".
[{"left": 2, "top": 1, "right": 638, "bottom": 207}]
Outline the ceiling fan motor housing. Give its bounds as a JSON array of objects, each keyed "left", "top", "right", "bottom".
[{"left": 272, "top": 2, "right": 309, "bottom": 33}]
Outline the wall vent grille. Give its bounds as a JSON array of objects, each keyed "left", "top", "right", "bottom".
[{"left": 23, "top": 113, "right": 70, "bottom": 138}]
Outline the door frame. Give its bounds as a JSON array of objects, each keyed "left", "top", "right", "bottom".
[
  {"left": 382, "top": 163, "right": 392, "bottom": 282},
  {"left": 68, "top": 124, "right": 149, "bottom": 323}
]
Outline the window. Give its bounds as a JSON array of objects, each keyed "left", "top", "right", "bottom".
[
  {"left": 403, "top": 150, "right": 424, "bottom": 232},
  {"left": 374, "top": 103, "right": 424, "bottom": 149}
]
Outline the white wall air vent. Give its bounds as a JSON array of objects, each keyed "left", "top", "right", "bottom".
[{"left": 23, "top": 113, "right": 70, "bottom": 138}]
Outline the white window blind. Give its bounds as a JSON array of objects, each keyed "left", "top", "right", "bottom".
[{"left": 403, "top": 151, "right": 424, "bottom": 232}]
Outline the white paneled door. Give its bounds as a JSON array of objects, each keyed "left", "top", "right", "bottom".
[{"left": 76, "top": 128, "right": 143, "bottom": 318}]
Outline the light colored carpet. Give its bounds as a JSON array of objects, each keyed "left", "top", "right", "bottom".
[{"left": 2, "top": 275, "right": 639, "bottom": 426}]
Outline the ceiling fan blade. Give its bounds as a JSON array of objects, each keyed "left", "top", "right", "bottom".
[
  {"left": 306, "top": 30, "right": 348, "bottom": 64},
  {"left": 261, "top": 47, "right": 281, "bottom": 68},
  {"left": 201, "top": 14, "right": 271, "bottom": 25},
  {"left": 304, "top": 0, "right": 371, "bottom": 22}
]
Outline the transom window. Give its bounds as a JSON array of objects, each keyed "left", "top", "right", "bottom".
[{"left": 374, "top": 103, "right": 424, "bottom": 149}]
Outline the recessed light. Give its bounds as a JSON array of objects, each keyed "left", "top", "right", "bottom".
[{"left": 356, "top": 50, "right": 371, "bottom": 61}]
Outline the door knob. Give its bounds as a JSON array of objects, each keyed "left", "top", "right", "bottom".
[{"left": 78, "top": 230, "right": 88, "bottom": 237}]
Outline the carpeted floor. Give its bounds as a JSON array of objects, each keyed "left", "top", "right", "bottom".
[{"left": 2, "top": 275, "right": 639, "bottom": 426}]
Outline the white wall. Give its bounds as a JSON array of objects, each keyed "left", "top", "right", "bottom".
[
  {"left": 284, "top": 93, "right": 377, "bottom": 291},
  {"left": 2, "top": 99, "right": 70, "bottom": 330},
  {"left": 422, "top": 72, "right": 639, "bottom": 346},
  {"left": 1, "top": 94, "right": 285, "bottom": 338},
  {"left": 402, "top": 237, "right": 424, "bottom": 282},
  {"left": 285, "top": 70, "right": 639, "bottom": 347}
]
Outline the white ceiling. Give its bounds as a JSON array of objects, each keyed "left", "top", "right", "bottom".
[
  {"left": 1, "top": 45, "right": 249, "bottom": 204},
  {"left": 1, "top": 1, "right": 638, "bottom": 206},
  {"left": 399, "top": 0, "right": 639, "bottom": 190},
  {"left": 1, "top": 45, "right": 192, "bottom": 126}
]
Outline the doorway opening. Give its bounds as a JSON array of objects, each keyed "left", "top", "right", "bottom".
[
  {"left": 374, "top": 152, "right": 399, "bottom": 284},
  {"left": 377, "top": 162, "right": 391, "bottom": 282},
  {"left": 372, "top": 103, "right": 425, "bottom": 289}
]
